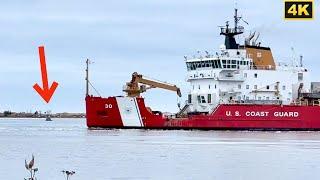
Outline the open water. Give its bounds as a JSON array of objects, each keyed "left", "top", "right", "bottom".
[{"left": 1, "top": 118, "right": 320, "bottom": 180}]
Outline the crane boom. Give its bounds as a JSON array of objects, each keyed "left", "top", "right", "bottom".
[{"left": 123, "top": 72, "right": 182, "bottom": 97}]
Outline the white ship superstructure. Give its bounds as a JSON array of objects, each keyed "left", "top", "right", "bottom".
[{"left": 183, "top": 9, "right": 311, "bottom": 114}]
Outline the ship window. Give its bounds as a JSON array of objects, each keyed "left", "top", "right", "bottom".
[
  {"left": 206, "top": 61, "right": 210, "bottom": 67},
  {"left": 201, "top": 96, "right": 206, "bottom": 103},
  {"left": 238, "top": 84, "right": 241, "bottom": 89},
  {"left": 209, "top": 85, "right": 211, "bottom": 89},
  {"left": 212, "top": 61, "right": 216, "bottom": 68},
  {"left": 186, "top": 63, "right": 190, "bottom": 70},
  {"left": 217, "top": 60, "right": 222, "bottom": 68},
  {"left": 198, "top": 85, "right": 200, "bottom": 89},
  {"left": 266, "top": 85, "right": 270, "bottom": 90},
  {"left": 227, "top": 65, "right": 231, "bottom": 68},
  {"left": 246, "top": 85, "right": 249, "bottom": 89},
  {"left": 215, "top": 84, "right": 217, "bottom": 89},
  {"left": 231, "top": 65, "right": 237, "bottom": 69},
  {"left": 232, "top": 60, "right": 237, "bottom": 64},
  {"left": 197, "top": 95, "right": 201, "bottom": 103},
  {"left": 222, "top": 60, "right": 226, "bottom": 68},
  {"left": 254, "top": 85, "right": 257, "bottom": 89},
  {"left": 298, "top": 73, "right": 303, "bottom": 81},
  {"left": 244, "top": 73, "right": 247, "bottom": 78},
  {"left": 201, "top": 62, "right": 206, "bottom": 68},
  {"left": 188, "top": 94, "right": 192, "bottom": 103},
  {"left": 208, "top": 94, "right": 212, "bottom": 103},
  {"left": 227, "top": 60, "right": 231, "bottom": 64},
  {"left": 257, "top": 52, "right": 262, "bottom": 58},
  {"left": 266, "top": 97, "right": 270, "bottom": 100},
  {"left": 254, "top": 73, "right": 257, "bottom": 78},
  {"left": 282, "top": 85, "right": 286, "bottom": 90}
]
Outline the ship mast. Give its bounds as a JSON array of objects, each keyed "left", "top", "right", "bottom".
[
  {"left": 220, "top": 8, "right": 244, "bottom": 49},
  {"left": 86, "top": 59, "right": 89, "bottom": 96}
]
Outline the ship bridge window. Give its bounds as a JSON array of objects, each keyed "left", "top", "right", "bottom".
[
  {"left": 212, "top": 60, "right": 217, "bottom": 68},
  {"left": 188, "top": 94, "right": 192, "bottom": 103},
  {"left": 186, "top": 60, "right": 223, "bottom": 70},
  {"left": 201, "top": 61, "right": 206, "bottom": 68},
  {"left": 217, "top": 60, "right": 222, "bottom": 68},
  {"left": 186, "top": 62, "right": 196, "bottom": 70},
  {"left": 208, "top": 94, "right": 211, "bottom": 103},
  {"left": 222, "top": 60, "right": 226, "bottom": 68},
  {"left": 298, "top": 73, "right": 303, "bottom": 81}
]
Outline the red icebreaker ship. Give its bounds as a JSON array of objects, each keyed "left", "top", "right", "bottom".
[{"left": 86, "top": 9, "right": 320, "bottom": 130}]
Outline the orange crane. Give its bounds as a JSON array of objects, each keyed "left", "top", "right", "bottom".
[{"left": 123, "top": 72, "right": 182, "bottom": 97}]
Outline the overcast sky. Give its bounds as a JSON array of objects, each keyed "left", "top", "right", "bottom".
[{"left": 0, "top": 0, "right": 319, "bottom": 113}]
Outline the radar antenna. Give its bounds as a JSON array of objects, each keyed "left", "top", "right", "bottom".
[{"left": 220, "top": 8, "right": 246, "bottom": 49}]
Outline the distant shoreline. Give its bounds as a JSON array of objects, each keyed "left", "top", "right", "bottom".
[
  {"left": 0, "top": 117, "right": 85, "bottom": 119},
  {"left": 0, "top": 111, "right": 86, "bottom": 119}
]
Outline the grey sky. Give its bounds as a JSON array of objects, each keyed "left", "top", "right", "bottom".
[{"left": 0, "top": 0, "right": 319, "bottom": 113}]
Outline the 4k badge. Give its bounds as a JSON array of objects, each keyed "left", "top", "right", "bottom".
[{"left": 285, "top": 0, "right": 314, "bottom": 20}]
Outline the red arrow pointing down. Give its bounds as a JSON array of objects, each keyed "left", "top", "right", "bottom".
[{"left": 33, "top": 46, "right": 59, "bottom": 103}]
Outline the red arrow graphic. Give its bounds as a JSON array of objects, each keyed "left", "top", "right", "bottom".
[{"left": 33, "top": 46, "right": 59, "bottom": 103}]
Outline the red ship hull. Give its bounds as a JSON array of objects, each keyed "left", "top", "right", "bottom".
[{"left": 86, "top": 96, "right": 320, "bottom": 130}]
